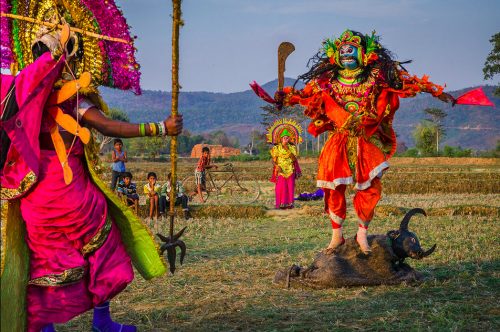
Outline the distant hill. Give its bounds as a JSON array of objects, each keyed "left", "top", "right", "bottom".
[
  {"left": 393, "top": 85, "right": 499, "bottom": 151},
  {"left": 100, "top": 81, "right": 499, "bottom": 150}
]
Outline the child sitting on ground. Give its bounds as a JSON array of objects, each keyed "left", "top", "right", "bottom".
[
  {"left": 194, "top": 146, "right": 218, "bottom": 202},
  {"left": 159, "top": 172, "right": 191, "bottom": 220},
  {"left": 117, "top": 172, "right": 139, "bottom": 214},
  {"left": 143, "top": 172, "right": 161, "bottom": 230}
]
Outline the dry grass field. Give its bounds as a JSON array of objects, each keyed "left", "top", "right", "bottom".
[{"left": 57, "top": 157, "right": 499, "bottom": 331}]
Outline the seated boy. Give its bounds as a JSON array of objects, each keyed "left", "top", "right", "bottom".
[
  {"left": 159, "top": 172, "right": 191, "bottom": 220},
  {"left": 194, "top": 146, "right": 217, "bottom": 202},
  {"left": 144, "top": 172, "right": 160, "bottom": 225},
  {"left": 117, "top": 171, "right": 139, "bottom": 214}
]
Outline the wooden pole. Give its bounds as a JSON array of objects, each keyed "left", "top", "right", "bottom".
[
  {"left": 0, "top": 12, "right": 131, "bottom": 44},
  {"left": 169, "top": 0, "right": 182, "bottom": 239}
]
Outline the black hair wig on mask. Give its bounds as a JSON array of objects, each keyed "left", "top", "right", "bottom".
[
  {"left": 32, "top": 41, "right": 50, "bottom": 60},
  {"left": 31, "top": 32, "right": 84, "bottom": 61},
  {"left": 294, "top": 30, "right": 409, "bottom": 90}
]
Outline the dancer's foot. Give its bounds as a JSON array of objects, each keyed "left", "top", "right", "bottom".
[
  {"left": 41, "top": 323, "right": 55, "bottom": 332},
  {"left": 323, "top": 227, "right": 345, "bottom": 254},
  {"left": 356, "top": 227, "right": 372, "bottom": 254},
  {"left": 92, "top": 302, "right": 136, "bottom": 332}
]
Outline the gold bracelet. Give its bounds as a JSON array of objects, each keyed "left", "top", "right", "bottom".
[{"left": 149, "top": 122, "right": 157, "bottom": 136}]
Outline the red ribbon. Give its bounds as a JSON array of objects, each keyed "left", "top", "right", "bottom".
[{"left": 250, "top": 81, "right": 276, "bottom": 104}]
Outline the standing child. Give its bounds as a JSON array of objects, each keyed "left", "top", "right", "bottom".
[
  {"left": 194, "top": 146, "right": 218, "bottom": 202},
  {"left": 144, "top": 172, "right": 161, "bottom": 229},
  {"left": 117, "top": 172, "right": 140, "bottom": 215},
  {"left": 110, "top": 138, "right": 127, "bottom": 190}
]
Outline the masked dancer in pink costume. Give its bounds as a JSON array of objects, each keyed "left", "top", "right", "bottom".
[
  {"left": 268, "top": 119, "right": 302, "bottom": 209},
  {"left": 0, "top": 2, "right": 182, "bottom": 331}
]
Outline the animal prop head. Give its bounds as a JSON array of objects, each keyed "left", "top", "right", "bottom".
[{"left": 387, "top": 208, "right": 436, "bottom": 261}]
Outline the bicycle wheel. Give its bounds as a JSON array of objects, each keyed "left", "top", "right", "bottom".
[
  {"left": 229, "top": 175, "right": 260, "bottom": 204},
  {"left": 182, "top": 175, "right": 209, "bottom": 203},
  {"left": 207, "top": 174, "right": 232, "bottom": 203}
]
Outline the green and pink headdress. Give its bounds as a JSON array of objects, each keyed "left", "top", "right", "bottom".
[
  {"left": 0, "top": 0, "right": 142, "bottom": 94},
  {"left": 266, "top": 118, "right": 303, "bottom": 145},
  {"left": 322, "top": 29, "right": 381, "bottom": 68}
]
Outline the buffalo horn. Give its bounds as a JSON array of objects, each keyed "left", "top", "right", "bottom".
[
  {"left": 419, "top": 244, "right": 436, "bottom": 258},
  {"left": 400, "top": 208, "right": 427, "bottom": 231}
]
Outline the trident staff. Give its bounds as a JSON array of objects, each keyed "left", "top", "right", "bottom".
[{"left": 159, "top": 0, "right": 187, "bottom": 275}]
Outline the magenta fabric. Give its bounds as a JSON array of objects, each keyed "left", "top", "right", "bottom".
[
  {"left": 1, "top": 53, "right": 65, "bottom": 199},
  {"left": 0, "top": 0, "right": 13, "bottom": 67},
  {"left": 19, "top": 141, "right": 134, "bottom": 332},
  {"left": 79, "top": 0, "right": 141, "bottom": 94},
  {"left": 275, "top": 174, "right": 295, "bottom": 208}
]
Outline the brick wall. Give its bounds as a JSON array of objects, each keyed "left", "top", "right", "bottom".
[{"left": 190, "top": 144, "right": 241, "bottom": 158}]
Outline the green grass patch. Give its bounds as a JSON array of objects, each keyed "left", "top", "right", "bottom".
[{"left": 56, "top": 197, "right": 499, "bottom": 331}]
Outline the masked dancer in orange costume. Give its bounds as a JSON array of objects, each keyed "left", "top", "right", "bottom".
[{"left": 252, "top": 29, "right": 458, "bottom": 254}]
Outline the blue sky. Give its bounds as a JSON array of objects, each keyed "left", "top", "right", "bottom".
[{"left": 120, "top": 0, "right": 500, "bottom": 93}]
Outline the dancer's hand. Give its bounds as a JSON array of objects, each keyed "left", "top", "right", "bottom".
[
  {"left": 438, "top": 92, "right": 456, "bottom": 106},
  {"left": 274, "top": 91, "right": 285, "bottom": 109},
  {"left": 164, "top": 114, "right": 183, "bottom": 136}
]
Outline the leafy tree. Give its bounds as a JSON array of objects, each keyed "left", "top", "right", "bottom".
[
  {"left": 483, "top": 32, "right": 500, "bottom": 96},
  {"left": 96, "top": 108, "right": 130, "bottom": 152},
  {"left": 175, "top": 130, "right": 204, "bottom": 155},
  {"left": 108, "top": 108, "right": 130, "bottom": 122},
  {"left": 200, "top": 130, "right": 240, "bottom": 148},
  {"left": 413, "top": 120, "right": 438, "bottom": 156},
  {"left": 442, "top": 145, "right": 472, "bottom": 157},
  {"left": 144, "top": 136, "right": 168, "bottom": 159},
  {"left": 400, "top": 148, "right": 419, "bottom": 157},
  {"left": 424, "top": 108, "right": 447, "bottom": 153},
  {"left": 126, "top": 137, "right": 147, "bottom": 157}
]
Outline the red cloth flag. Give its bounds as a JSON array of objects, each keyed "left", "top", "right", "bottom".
[
  {"left": 455, "top": 87, "right": 495, "bottom": 106},
  {"left": 249, "top": 81, "right": 276, "bottom": 104}
]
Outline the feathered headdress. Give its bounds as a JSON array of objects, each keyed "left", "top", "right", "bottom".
[
  {"left": 0, "top": 0, "right": 141, "bottom": 94},
  {"left": 266, "top": 118, "right": 303, "bottom": 145}
]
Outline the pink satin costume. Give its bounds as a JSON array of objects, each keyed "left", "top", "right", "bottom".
[
  {"left": 270, "top": 144, "right": 301, "bottom": 209},
  {"left": 1, "top": 53, "right": 133, "bottom": 331}
]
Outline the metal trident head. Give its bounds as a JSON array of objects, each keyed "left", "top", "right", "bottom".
[{"left": 157, "top": 226, "right": 187, "bottom": 274}]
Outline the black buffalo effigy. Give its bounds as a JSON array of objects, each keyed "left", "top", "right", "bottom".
[{"left": 274, "top": 208, "right": 436, "bottom": 289}]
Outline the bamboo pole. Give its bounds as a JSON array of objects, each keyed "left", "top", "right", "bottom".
[
  {"left": 0, "top": 12, "right": 131, "bottom": 44},
  {"left": 169, "top": 0, "right": 182, "bottom": 239}
]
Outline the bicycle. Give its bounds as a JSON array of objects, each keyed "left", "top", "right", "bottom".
[{"left": 182, "top": 163, "right": 260, "bottom": 204}]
